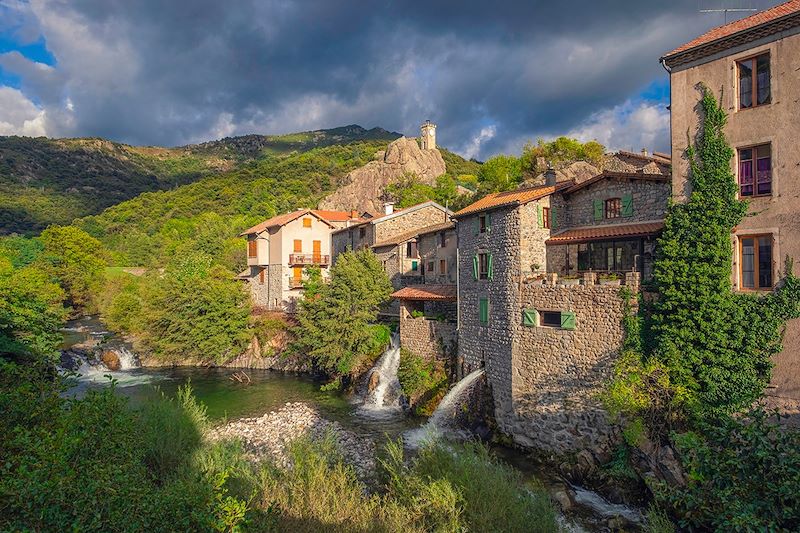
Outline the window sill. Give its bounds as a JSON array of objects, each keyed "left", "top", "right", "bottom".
[{"left": 737, "top": 103, "right": 772, "bottom": 112}]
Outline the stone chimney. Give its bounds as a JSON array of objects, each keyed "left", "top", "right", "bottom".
[
  {"left": 383, "top": 202, "right": 395, "bottom": 215},
  {"left": 544, "top": 166, "right": 557, "bottom": 186}
]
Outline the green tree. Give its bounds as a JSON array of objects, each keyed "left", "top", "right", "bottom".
[
  {"left": 38, "top": 226, "right": 107, "bottom": 312},
  {"left": 0, "top": 259, "right": 67, "bottom": 361},
  {"left": 292, "top": 249, "right": 392, "bottom": 379},
  {"left": 477, "top": 155, "right": 522, "bottom": 193},
  {"left": 520, "top": 136, "right": 605, "bottom": 174},
  {"left": 0, "top": 236, "right": 43, "bottom": 269},
  {"left": 138, "top": 254, "right": 252, "bottom": 364},
  {"left": 385, "top": 174, "right": 437, "bottom": 208}
]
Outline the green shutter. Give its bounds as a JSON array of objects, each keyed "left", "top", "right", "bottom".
[
  {"left": 412, "top": 260, "right": 418, "bottom": 271},
  {"left": 593, "top": 199, "right": 603, "bottom": 221},
  {"left": 474, "top": 216, "right": 479, "bottom": 235},
  {"left": 560, "top": 311, "right": 576, "bottom": 330},
  {"left": 488, "top": 253, "right": 494, "bottom": 280},
  {"left": 622, "top": 194, "right": 633, "bottom": 217},
  {"left": 537, "top": 205, "right": 543, "bottom": 228},
  {"left": 551, "top": 206, "right": 558, "bottom": 230},
  {"left": 479, "top": 298, "right": 489, "bottom": 324},
  {"left": 472, "top": 255, "right": 478, "bottom": 280},
  {"left": 522, "top": 309, "right": 536, "bottom": 327}
]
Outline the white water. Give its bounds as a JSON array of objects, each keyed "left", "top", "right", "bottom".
[
  {"left": 359, "top": 334, "right": 403, "bottom": 414},
  {"left": 404, "top": 368, "right": 485, "bottom": 447},
  {"left": 571, "top": 486, "right": 643, "bottom": 525}
]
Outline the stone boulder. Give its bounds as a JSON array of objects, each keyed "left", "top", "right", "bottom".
[
  {"left": 367, "top": 371, "right": 380, "bottom": 393},
  {"left": 318, "top": 136, "right": 446, "bottom": 214},
  {"left": 101, "top": 350, "right": 121, "bottom": 371}
]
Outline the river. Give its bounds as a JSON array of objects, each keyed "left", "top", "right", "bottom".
[{"left": 61, "top": 316, "right": 643, "bottom": 531}]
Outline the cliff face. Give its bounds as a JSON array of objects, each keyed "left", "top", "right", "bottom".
[{"left": 318, "top": 136, "right": 446, "bottom": 213}]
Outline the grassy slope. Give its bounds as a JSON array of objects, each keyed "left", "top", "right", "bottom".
[{"left": 0, "top": 125, "right": 400, "bottom": 235}]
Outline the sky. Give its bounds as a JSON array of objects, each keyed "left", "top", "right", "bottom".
[{"left": 0, "top": 0, "right": 781, "bottom": 160}]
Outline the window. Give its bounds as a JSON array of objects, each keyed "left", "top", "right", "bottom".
[
  {"left": 411, "top": 260, "right": 418, "bottom": 272},
  {"left": 738, "top": 145, "right": 771, "bottom": 197},
  {"left": 359, "top": 227, "right": 366, "bottom": 238},
  {"left": 740, "top": 235, "right": 773, "bottom": 290},
  {"left": 605, "top": 198, "right": 621, "bottom": 219},
  {"left": 478, "top": 253, "right": 490, "bottom": 280},
  {"left": 738, "top": 53, "right": 770, "bottom": 109},
  {"left": 293, "top": 239, "right": 302, "bottom": 253},
  {"left": 577, "top": 240, "right": 641, "bottom": 272},
  {"left": 439, "top": 231, "right": 446, "bottom": 247},
  {"left": 542, "top": 207, "right": 551, "bottom": 229},
  {"left": 406, "top": 241, "right": 418, "bottom": 259},
  {"left": 479, "top": 214, "right": 488, "bottom": 233},
  {"left": 302, "top": 217, "right": 312, "bottom": 228},
  {"left": 540, "top": 311, "right": 561, "bottom": 328},
  {"left": 258, "top": 268, "right": 265, "bottom": 284},
  {"left": 479, "top": 298, "right": 489, "bottom": 324},
  {"left": 427, "top": 261, "right": 434, "bottom": 273},
  {"left": 439, "top": 259, "right": 446, "bottom": 274},
  {"left": 248, "top": 240, "right": 257, "bottom": 258}
]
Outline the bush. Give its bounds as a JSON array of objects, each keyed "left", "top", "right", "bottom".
[
  {"left": 397, "top": 349, "right": 448, "bottom": 415},
  {"left": 658, "top": 408, "right": 800, "bottom": 531}
]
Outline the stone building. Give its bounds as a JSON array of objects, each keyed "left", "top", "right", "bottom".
[
  {"left": 391, "top": 221, "right": 458, "bottom": 363},
  {"left": 331, "top": 200, "right": 452, "bottom": 292},
  {"left": 239, "top": 209, "right": 361, "bottom": 312},
  {"left": 661, "top": 0, "right": 800, "bottom": 414},
  {"left": 452, "top": 160, "right": 670, "bottom": 457}
]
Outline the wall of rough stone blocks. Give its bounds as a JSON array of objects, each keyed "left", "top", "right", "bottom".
[
  {"left": 519, "top": 199, "right": 551, "bottom": 278},
  {"left": 374, "top": 205, "right": 450, "bottom": 242},
  {"left": 419, "top": 228, "right": 457, "bottom": 284},
  {"left": 564, "top": 179, "right": 670, "bottom": 228},
  {"left": 501, "top": 282, "right": 630, "bottom": 455},
  {"left": 399, "top": 303, "right": 458, "bottom": 364}
]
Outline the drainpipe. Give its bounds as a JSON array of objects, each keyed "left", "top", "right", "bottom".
[
  {"left": 456, "top": 247, "right": 460, "bottom": 331},
  {"left": 660, "top": 57, "right": 673, "bottom": 182}
]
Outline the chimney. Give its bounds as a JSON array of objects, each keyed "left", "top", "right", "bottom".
[
  {"left": 544, "top": 166, "right": 557, "bottom": 186},
  {"left": 350, "top": 210, "right": 358, "bottom": 219},
  {"left": 641, "top": 148, "right": 649, "bottom": 157},
  {"left": 383, "top": 202, "right": 395, "bottom": 215}
]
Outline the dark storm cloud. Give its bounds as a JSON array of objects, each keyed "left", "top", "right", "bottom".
[{"left": 0, "top": 0, "right": 782, "bottom": 156}]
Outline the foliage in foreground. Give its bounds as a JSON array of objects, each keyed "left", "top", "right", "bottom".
[
  {"left": 397, "top": 348, "right": 449, "bottom": 415},
  {"left": 291, "top": 250, "right": 393, "bottom": 380},
  {"left": 0, "top": 362, "right": 248, "bottom": 532}
]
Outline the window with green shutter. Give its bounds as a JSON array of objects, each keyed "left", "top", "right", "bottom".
[
  {"left": 551, "top": 206, "right": 558, "bottom": 230},
  {"left": 560, "top": 311, "right": 576, "bottom": 330},
  {"left": 537, "top": 205, "right": 543, "bottom": 228},
  {"left": 522, "top": 309, "right": 536, "bottom": 327},
  {"left": 479, "top": 298, "right": 489, "bottom": 324},
  {"left": 472, "top": 255, "right": 478, "bottom": 280},
  {"left": 486, "top": 212, "right": 492, "bottom": 232},
  {"left": 621, "top": 194, "right": 633, "bottom": 217},
  {"left": 411, "top": 260, "right": 418, "bottom": 271},
  {"left": 488, "top": 253, "right": 494, "bottom": 280},
  {"left": 593, "top": 199, "right": 603, "bottom": 221}
]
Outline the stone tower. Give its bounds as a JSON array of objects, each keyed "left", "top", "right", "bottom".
[{"left": 420, "top": 120, "right": 436, "bottom": 150}]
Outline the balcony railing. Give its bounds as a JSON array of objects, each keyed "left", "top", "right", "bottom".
[{"left": 289, "top": 253, "right": 329, "bottom": 266}]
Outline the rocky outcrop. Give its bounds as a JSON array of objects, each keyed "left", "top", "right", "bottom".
[{"left": 319, "top": 136, "right": 446, "bottom": 214}]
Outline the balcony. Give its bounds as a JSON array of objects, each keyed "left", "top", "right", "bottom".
[{"left": 289, "top": 253, "right": 329, "bottom": 266}]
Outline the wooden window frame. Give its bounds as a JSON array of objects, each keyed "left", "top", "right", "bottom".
[
  {"left": 478, "top": 253, "right": 490, "bottom": 280},
  {"left": 293, "top": 239, "right": 303, "bottom": 253},
  {"left": 302, "top": 217, "right": 312, "bottom": 228},
  {"left": 247, "top": 240, "right": 258, "bottom": 258},
  {"left": 439, "top": 259, "right": 446, "bottom": 274},
  {"left": 406, "top": 241, "right": 419, "bottom": 259},
  {"left": 604, "top": 198, "right": 621, "bottom": 219},
  {"left": 737, "top": 144, "right": 772, "bottom": 198},
  {"left": 542, "top": 207, "right": 551, "bottom": 229},
  {"left": 737, "top": 52, "right": 770, "bottom": 110},
  {"left": 427, "top": 261, "right": 435, "bottom": 273},
  {"left": 738, "top": 234, "right": 774, "bottom": 291},
  {"left": 439, "top": 231, "right": 446, "bottom": 247},
  {"left": 540, "top": 311, "right": 561, "bottom": 328},
  {"left": 359, "top": 227, "right": 366, "bottom": 239},
  {"left": 479, "top": 214, "right": 488, "bottom": 233}
]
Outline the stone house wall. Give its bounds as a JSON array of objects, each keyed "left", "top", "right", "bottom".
[
  {"left": 564, "top": 178, "right": 670, "bottom": 228},
  {"left": 505, "top": 281, "right": 631, "bottom": 455},
  {"left": 419, "top": 228, "right": 457, "bottom": 283},
  {"left": 519, "top": 198, "right": 551, "bottom": 278},
  {"left": 374, "top": 204, "right": 450, "bottom": 243}
]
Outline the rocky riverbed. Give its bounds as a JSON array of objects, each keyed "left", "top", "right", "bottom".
[{"left": 207, "top": 402, "right": 376, "bottom": 477}]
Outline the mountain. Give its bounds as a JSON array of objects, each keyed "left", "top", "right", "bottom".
[{"left": 0, "top": 125, "right": 401, "bottom": 235}]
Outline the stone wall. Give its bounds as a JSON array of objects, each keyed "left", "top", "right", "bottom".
[
  {"left": 519, "top": 198, "right": 551, "bottom": 278},
  {"left": 399, "top": 301, "right": 457, "bottom": 364},
  {"left": 504, "top": 282, "right": 630, "bottom": 455},
  {"left": 374, "top": 204, "right": 450, "bottom": 243},
  {"left": 564, "top": 178, "right": 670, "bottom": 228}
]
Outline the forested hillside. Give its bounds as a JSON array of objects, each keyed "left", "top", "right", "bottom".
[{"left": 0, "top": 125, "right": 400, "bottom": 234}]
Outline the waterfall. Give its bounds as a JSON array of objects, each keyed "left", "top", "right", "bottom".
[
  {"left": 114, "top": 347, "right": 139, "bottom": 370},
  {"left": 404, "top": 368, "right": 485, "bottom": 447},
  {"left": 360, "top": 333, "right": 402, "bottom": 411}
]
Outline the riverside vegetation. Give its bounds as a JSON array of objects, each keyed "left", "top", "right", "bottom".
[{"left": 603, "top": 87, "right": 800, "bottom": 530}]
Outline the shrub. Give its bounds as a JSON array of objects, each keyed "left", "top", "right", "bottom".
[
  {"left": 397, "top": 349, "right": 448, "bottom": 415},
  {"left": 658, "top": 408, "right": 800, "bottom": 531}
]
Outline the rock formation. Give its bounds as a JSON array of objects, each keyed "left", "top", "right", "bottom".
[{"left": 319, "top": 136, "right": 446, "bottom": 214}]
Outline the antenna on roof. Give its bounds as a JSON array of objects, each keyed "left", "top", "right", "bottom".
[{"left": 698, "top": 0, "right": 757, "bottom": 24}]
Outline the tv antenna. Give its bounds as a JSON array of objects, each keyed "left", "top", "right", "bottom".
[{"left": 698, "top": 1, "right": 758, "bottom": 23}]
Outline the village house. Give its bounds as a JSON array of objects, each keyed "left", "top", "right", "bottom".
[
  {"left": 453, "top": 153, "right": 670, "bottom": 455},
  {"left": 239, "top": 208, "right": 362, "bottom": 311},
  {"left": 331, "top": 201, "right": 453, "bottom": 313},
  {"left": 661, "top": 0, "right": 800, "bottom": 414},
  {"left": 391, "top": 221, "right": 458, "bottom": 363}
]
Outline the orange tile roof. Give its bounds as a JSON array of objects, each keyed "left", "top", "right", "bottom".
[
  {"left": 546, "top": 221, "right": 664, "bottom": 245},
  {"left": 240, "top": 209, "right": 339, "bottom": 235},
  {"left": 454, "top": 182, "right": 572, "bottom": 218},
  {"left": 312, "top": 209, "right": 359, "bottom": 222},
  {"left": 663, "top": 0, "right": 800, "bottom": 64},
  {"left": 391, "top": 285, "right": 457, "bottom": 301}
]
